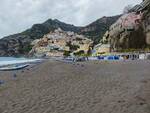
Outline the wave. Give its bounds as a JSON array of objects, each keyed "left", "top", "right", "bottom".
[{"left": 0, "top": 57, "right": 42, "bottom": 66}]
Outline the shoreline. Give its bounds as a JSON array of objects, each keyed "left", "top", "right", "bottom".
[{"left": 0, "top": 57, "right": 43, "bottom": 67}]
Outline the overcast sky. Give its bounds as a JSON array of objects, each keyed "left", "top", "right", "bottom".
[{"left": 0, "top": 0, "right": 142, "bottom": 38}]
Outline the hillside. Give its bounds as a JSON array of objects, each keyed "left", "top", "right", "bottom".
[
  {"left": 0, "top": 19, "right": 81, "bottom": 56},
  {"left": 0, "top": 16, "right": 120, "bottom": 56},
  {"left": 80, "top": 15, "right": 121, "bottom": 45},
  {"left": 101, "top": 0, "right": 150, "bottom": 52}
]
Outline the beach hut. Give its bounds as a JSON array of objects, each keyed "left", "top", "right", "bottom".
[{"left": 139, "top": 54, "right": 146, "bottom": 60}]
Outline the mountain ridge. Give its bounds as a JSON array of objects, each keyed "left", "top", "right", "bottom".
[{"left": 0, "top": 15, "right": 120, "bottom": 56}]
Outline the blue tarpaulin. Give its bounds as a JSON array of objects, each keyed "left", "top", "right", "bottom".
[
  {"left": 97, "top": 56, "right": 104, "bottom": 60},
  {"left": 107, "top": 56, "right": 119, "bottom": 60}
]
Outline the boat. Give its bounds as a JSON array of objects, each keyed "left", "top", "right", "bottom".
[{"left": 0, "top": 64, "right": 29, "bottom": 71}]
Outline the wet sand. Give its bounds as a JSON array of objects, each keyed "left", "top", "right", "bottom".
[{"left": 0, "top": 60, "right": 150, "bottom": 113}]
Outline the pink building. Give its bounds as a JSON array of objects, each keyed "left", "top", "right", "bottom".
[{"left": 121, "top": 12, "right": 143, "bottom": 30}]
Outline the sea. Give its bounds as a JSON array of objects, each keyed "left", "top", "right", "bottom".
[{"left": 0, "top": 57, "right": 41, "bottom": 66}]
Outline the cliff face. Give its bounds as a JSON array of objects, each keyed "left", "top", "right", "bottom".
[
  {"left": 103, "top": 0, "right": 150, "bottom": 52},
  {"left": 80, "top": 15, "right": 121, "bottom": 45},
  {"left": 0, "top": 16, "right": 119, "bottom": 56},
  {"left": 143, "top": 6, "right": 150, "bottom": 45}
]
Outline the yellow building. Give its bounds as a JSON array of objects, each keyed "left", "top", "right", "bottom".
[{"left": 93, "top": 44, "right": 111, "bottom": 56}]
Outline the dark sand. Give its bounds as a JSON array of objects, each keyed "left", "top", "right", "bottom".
[{"left": 0, "top": 60, "right": 150, "bottom": 113}]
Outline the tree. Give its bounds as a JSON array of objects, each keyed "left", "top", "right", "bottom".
[
  {"left": 74, "top": 50, "right": 85, "bottom": 56},
  {"left": 63, "top": 51, "right": 71, "bottom": 56},
  {"left": 19, "top": 44, "right": 33, "bottom": 54},
  {"left": 66, "top": 41, "right": 79, "bottom": 51}
]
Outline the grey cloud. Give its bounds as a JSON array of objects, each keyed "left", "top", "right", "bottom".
[{"left": 0, "top": 0, "right": 142, "bottom": 38}]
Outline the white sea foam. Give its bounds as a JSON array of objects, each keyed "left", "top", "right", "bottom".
[{"left": 0, "top": 57, "right": 42, "bottom": 66}]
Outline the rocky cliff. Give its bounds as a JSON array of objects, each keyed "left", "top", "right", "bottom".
[
  {"left": 143, "top": 0, "right": 150, "bottom": 46},
  {"left": 80, "top": 15, "right": 121, "bottom": 45},
  {"left": 0, "top": 16, "right": 119, "bottom": 56},
  {"left": 102, "top": 0, "right": 150, "bottom": 52}
]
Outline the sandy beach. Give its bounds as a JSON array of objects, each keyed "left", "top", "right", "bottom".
[{"left": 0, "top": 60, "right": 150, "bottom": 113}]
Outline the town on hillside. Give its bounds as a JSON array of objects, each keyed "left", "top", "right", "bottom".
[{"left": 29, "top": 0, "right": 150, "bottom": 61}]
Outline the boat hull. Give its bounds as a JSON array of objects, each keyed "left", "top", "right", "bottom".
[{"left": 0, "top": 64, "right": 29, "bottom": 71}]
